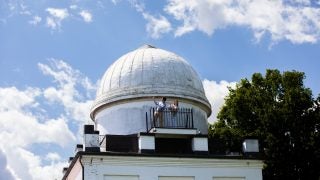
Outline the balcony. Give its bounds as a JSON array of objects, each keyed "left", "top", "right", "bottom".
[{"left": 145, "top": 107, "right": 197, "bottom": 135}]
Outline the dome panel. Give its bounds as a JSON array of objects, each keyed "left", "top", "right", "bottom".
[
  {"left": 119, "top": 53, "right": 133, "bottom": 88},
  {"left": 130, "top": 50, "right": 144, "bottom": 87}
]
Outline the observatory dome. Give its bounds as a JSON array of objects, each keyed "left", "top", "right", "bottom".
[
  {"left": 91, "top": 45, "right": 210, "bottom": 118},
  {"left": 91, "top": 45, "right": 211, "bottom": 135}
]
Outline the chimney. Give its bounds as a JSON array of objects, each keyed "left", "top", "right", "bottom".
[
  {"left": 68, "top": 157, "right": 74, "bottom": 164},
  {"left": 62, "top": 167, "right": 68, "bottom": 174},
  {"left": 83, "top": 125, "right": 100, "bottom": 152},
  {"left": 74, "top": 144, "right": 83, "bottom": 154}
]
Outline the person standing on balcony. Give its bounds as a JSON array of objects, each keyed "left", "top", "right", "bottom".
[
  {"left": 170, "top": 99, "right": 179, "bottom": 127},
  {"left": 153, "top": 97, "right": 167, "bottom": 127}
]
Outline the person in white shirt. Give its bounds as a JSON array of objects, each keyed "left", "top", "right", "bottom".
[{"left": 153, "top": 97, "right": 167, "bottom": 127}]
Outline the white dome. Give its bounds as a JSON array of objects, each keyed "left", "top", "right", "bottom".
[{"left": 91, "top": 45, "right": 211, "bottom": 119}]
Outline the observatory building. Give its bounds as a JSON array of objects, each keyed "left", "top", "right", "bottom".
[{"left": 62, "top": 45, "right": 263, "bottom": 180}]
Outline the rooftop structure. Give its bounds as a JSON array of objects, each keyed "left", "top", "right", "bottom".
[
  {"left": 62, "top": 45, "right": 263, "bottom": 180},
  {"left": 91, "top": 45, "right": 211, "bottom": 135}
]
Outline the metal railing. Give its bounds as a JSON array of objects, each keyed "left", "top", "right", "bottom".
[{"left": 146, "top": 107, "right": 194, "bottom": 132}]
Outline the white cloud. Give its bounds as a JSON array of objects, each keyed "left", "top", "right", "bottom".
[
  {"left": 130, "top": 0, "right": 145, "bottom": 13},
  {"left": 69, "top": 5, "right": 78, "bottom": 10},
  {"left": 46, "top": 17, "right": 56, "bottom": 29},
  {"left": 164, "top": 0, "right": 320, "bottom": 44},
  {"left": 111, "top": 0, "right": 121, "bottom": 5},
  {"left": 45, "top": 152, "right": 61, "bottom": 162},
  {"left": 8, "top": 148, "right": 68, "bottom": 180},
  {"left": 19, "top": 3, "right": 31, "bottom": 15},
  {"left": 46, "top": 8, "right": 69, "bottom": 30},
  {"left": 0, "top": 87, "right": 75, "bottom": 179},
  {"left": 1, "top": 1, "right": 98, "bottom": 29},
  {"left": 0, "top": 87, "right": 40, "bottom": 111},
  {"left": 143, "top": 13, "right": 172, "bottom": 39},
  {"left": 0, "top": 110, "right": 75, "bottom": 148},
  {"left": 203, "top": 79, "right": 236, "bottom": 123},
  {"left": 79, "top": 10, "right": 93, "bottom": 23},
  {"left": 20, "top": 10, "right": 31, "bottom": 15},
  {"left": 8, "top": 1, "right": 17, "bottom": 11},
  {"left": 38, "top": 59, "right": 96, "bottom": 123},
  {"left": 129, "top": 0, "right": 171, "bottom": 39},
  {"left": 0, "top": 59, "right": 96, "bottom": 180},
  {"left": 165, "top": 0, "right": 229, "bottom": 37},
  {"left": 29, "top": 16, "right": 41, "bottom": 25},
  {"left": 0, "top": 150, "right": 15, "bottom": 180},
  {"left": 46, "top": 8, "right": 69, "bottom": 20}
]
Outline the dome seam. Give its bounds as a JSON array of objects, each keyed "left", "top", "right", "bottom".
[
  {"left": 172, "top": 56, "right": 179, "bottom": 86},
  {"left": 118, "top": 52, "right": 131, "bottom": 88},
  {"left": 129, "top": 48, "right": 140, "bottom": 87},
  {"left": 100, "top": 61, "right": 116, "bottom": 94},
  {"left": 141, "top": 48, "right": 146, "bottom": 86},
  {"left": 150, "top": 48, "right": 155, "bottom": 86},
  {"left": 109, "top": 55, "right": 124, "bottom": 91}
]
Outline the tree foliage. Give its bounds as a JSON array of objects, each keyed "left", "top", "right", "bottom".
[{"left": 209, "top": 69, "right": 320, "bottom": 179}]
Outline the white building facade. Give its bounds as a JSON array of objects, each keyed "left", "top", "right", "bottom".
[
  {"left": 67, "top": 154, "right": 263, "bottom": 180},
  {"left": 62, "top": 45, "right": 263, "bottom": 180}
]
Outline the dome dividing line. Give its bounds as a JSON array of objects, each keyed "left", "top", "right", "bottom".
[
  {"left": 107, "top": 56, "right": 123, "bottom": 92},
  {"left": 150, "top": 46, "right": 155, "bottom": 87},
  {"left": 118, "top": 52, "right": 131, "bottom": 88},
  {"left": 129, "top": 47, "right": 140, "bottom": 87},
  {"left": 141, "top": 46, "right": 146, "bottom": 86}
]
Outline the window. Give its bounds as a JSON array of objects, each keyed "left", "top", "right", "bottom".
[
  {"left": 213, "top": 177, "right": 245, "bottom": 180},
  {"left": 159, "top": 176, "right": 194, "bottom": 180},
  {"left": 104, "top": 175, "right": 139, "bottom": 180},
  {"left": 155, "top": 138, "right": 192, "bottom": 154}
]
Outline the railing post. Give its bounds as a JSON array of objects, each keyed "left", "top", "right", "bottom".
[
  {"left": 146, "top": 112, "right": 148, "bottom": 133},
  {"left": 191, "top": 109, "right": 194, "bottom": 128},
  {"left": 164, "top": 108, "right": 166, "bottom": 127},
  {"left": 152, "top": 108, "right": 156, "bottom": 128},
  {"left": 186, "top": 114, "right": 189, "bottom": 128},
  {"left": 149, "top": 108, "right": 151, "bottom": 129},
  {"left": 183, "top": 108, "right": 188, "bottom": 128}
]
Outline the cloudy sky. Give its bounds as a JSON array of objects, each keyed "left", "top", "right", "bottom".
[{"left": 1, "top": 0, "right": 320, "bottom": 179}]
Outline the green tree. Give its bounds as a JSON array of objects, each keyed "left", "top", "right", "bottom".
[{"left": 210, "top": 69, "right": 320, "bottom": 180}]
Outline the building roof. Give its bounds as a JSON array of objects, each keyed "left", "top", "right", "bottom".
[
  {"left": 90, "top": 45, "right": 211, "bottom": 119},
  {"left": 62, "top": 150, "right": 263, "bottom": 180}
]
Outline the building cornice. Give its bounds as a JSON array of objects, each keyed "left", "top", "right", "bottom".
[{"left": 81, "top": 154, "right": 263, "bottom": 169}]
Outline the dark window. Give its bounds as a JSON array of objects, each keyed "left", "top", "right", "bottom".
[
  {"left": 155, "top": 138, "right": 192, "bottom": 154},
  {"left": 105, "top": 134, "right": 138, "bottom": 153}
]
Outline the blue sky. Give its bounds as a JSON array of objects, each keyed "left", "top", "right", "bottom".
[{"left": 1, "top": 0, "right": 320, "bottom": 179}]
